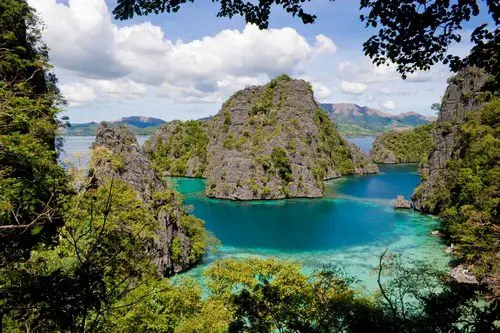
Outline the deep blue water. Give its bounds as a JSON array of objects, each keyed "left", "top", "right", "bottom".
[
  {"left": 61, "top": 136, "right": 448, "bottom": 289},
  {"left": 330, "top": 164, "right": 421, "bottom": 200},
  {"left": 173, "top": 164, "right": 429, "bottom": 252},
  {"left": 171, "top": 164, "right": 448, "bottom": 289}
]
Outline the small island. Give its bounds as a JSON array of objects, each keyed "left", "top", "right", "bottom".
[{"left": 148, "top": 75, "right": 378, "bottom": 200}]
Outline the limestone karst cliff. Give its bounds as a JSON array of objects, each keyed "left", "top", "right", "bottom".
[
  {"left": 91, "top": 123, "right": 209, "bottom": 275},
  {"left": 204, "top": 75, "right": 378, "bottom": 200},
  {"left": 411, "top": 67, "right": 499, "bottom": 294},
  {"left": 412, "top": 68, "right": 490, "bottom": 213}
]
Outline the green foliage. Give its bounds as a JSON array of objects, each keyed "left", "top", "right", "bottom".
[
  {"left": 271, "top": 147, "right": 292, "bottom": 183},
  {"left": 179, "top": 214, "right": 210, "bottom": 262},
  {"left": 372, "top": 123, "right": 435, "bottom": 163},
  {"left": 250, "top": 74, "right": 290, "bottom": 116},
  {"left": 416, "top": 98, "right": 499, "bottom": 284},
  {"left": 223, "top": 134, "right": 234, "bottom": 149},
  {"left": 314, "top": 108, "right": 354, "bottom": 176},
  {"left": 1, "top": 181, "right": 160, "bottom": 331},
  {"left": 147, "top": 120, "right": 208, "bottom": 177},
  {"left": 223, "top": 110, "right": 231, "bottom": 132},
  {"left": 0, "top": 0, "right": 69, "bottom": 266}
]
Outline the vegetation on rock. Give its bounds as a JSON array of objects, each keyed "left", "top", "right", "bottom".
[
  {"left": 146, "top": 120, "right": 208, "bottom": 178},
  {"left": 370, "top": 124, "right": 435, "bottom": 164},
  {"left": 205, "top": 75, "right": 377, "bottom": 200},
  {"left": 92, "top": 123, "right": 213, "bottom": 275},
  {"left": 413, "top": 67, "right": 499, "bottom": 295},
  {"left": 415, "top": 97, "right": 499, "bottom": 292}
]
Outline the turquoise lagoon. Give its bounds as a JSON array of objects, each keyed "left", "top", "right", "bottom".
[
  {"left": 60, "top": 136, "right": 449, "bottom": 291},
  {"left": 172, "top": 164, "right": 449, "bottom": 291}
]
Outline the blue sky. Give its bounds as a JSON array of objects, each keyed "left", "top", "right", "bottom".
[{"left": 29, "top": 0, "right": 492, "bottom": 123}]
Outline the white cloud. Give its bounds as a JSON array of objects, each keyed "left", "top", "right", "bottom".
[
  {"left": 383, "top": 100, "right": 396, "bottom": 110},
  {"left": 29, "top": 0, "right": 337, "bottom": 106},
  {"left": 61, "top": 79, "right": 148, "bottom": 107},
  {"left": 340, "top": 81, "right": 367, "bottom": 95},
  {"left": 311, "top": 82, "right": 332, "bottom": 101},
  {"left": 338, "top": 58, "right": 435, "bottom": 84},
  {"left": 314, "top": 34, "right": 337, "bottom": 55}
]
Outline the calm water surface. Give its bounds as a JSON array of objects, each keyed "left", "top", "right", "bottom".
[
  {"left": 172, "top": 164, "right": 448, "bottom": 290},
  {"left": 61, "top": 136, "right": 448, "bottom": 290}
]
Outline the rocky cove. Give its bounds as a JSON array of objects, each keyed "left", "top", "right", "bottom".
[
  {"left": 60, "top": 70, "right": 496, "bottom": 291},
  {"left": 62, "top": 133, "right": 451, "bottom": 290}
]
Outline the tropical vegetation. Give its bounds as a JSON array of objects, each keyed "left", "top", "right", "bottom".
[
  {"left": 1, "top": 0, "right": 499, "bottom": 331},
  {"left": 414, "top": 98, "right": 500, "bottom": 289},
  {"left": 370, "top": 124, "right": 435, "bottom": 163}
]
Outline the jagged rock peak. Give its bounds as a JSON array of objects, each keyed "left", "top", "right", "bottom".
[
  {"left": 92, "top": 122, "right": 162, "bottom": 201},
  {"left": 91, "top": 122, "right": 208, "bottom": 276},
  {"left": 205, "top": 74, "right": 377, "bottom": 200},
  {"left": 412, "top": 67, "right": 491, "bottom": 212}
]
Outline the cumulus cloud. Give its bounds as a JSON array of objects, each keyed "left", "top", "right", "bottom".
[
  {"left": 60, "top": 79, "right": 148, "bottom": 107},
  {"left": 340, "top": 81, "right": 367, "bottom": 95},
  {"left": 29, "top": 0, "right": 336, "bottom": 106},
  {"left": 383, "top": 100, "right": 396, "bottom": 110},
  {"left": 338, "top": 58, "right": 434, "bottom": 83}
]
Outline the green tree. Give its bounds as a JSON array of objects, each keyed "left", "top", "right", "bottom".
[{"left": 0, "top": 0, "right": 68, "bottom": 267}]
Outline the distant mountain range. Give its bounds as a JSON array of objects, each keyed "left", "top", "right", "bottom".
[
  {"left": 62, "top": 105, "right": 435, "bottom": 137},
  {"left": 319, "top": 103, "right": 436, "bottom": 136},
  {"left": 61, "top": 116, "right": 167, "bottom": 136}
]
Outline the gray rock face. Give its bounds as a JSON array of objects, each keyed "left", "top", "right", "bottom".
[
  {"left": 204, "top": 76, "right": 378, "bottom": 200},
  {"left": 91, "top": 123, "right": 203, "bottom": 276},
  {"left": 347, "top": 142, "right": 379, "bottom": 174},
  {"left": 451, "top": 265, "right": 479, "bottom": 284},
  {"left": 412, "top": 68, "right": 490, "bottom": 212},
  {"left": 371, "top": 136, "right": 397, "bottom": 164},
  {"left": 393, "top": 195, "right": 412, "bottom": 209}
]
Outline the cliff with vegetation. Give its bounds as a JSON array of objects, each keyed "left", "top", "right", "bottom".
[
  {"left": 145, "top": 120, "right": 208, "bottom": 178},
  {"left": 412, "top": 68, "right": 499, "bottom": 294},
  {"left": 91, "top": 123, "right": 210, "bottom": 275},
  {"left": 370, "top": 124, "right": 435, "bottom": 164},
  {"left": 204, "top": 75, "right": 378, "bottom": 200}
]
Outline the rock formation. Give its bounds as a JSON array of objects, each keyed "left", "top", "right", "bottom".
[
  {"left": 393, "top": 195, "right": 412, "bottom": 209},
  {"left": 451, "top": 265, "right": 479, "bottom": 284},
  {"left": 204, "top": 75, "right": 378, "bottom": 200},
  {"left": 412, "top": 68, "right": 490, "bottom": 212},
  {"left": 146, "top": 120, "right": 208, "bottom": 178},
  {"left": 347, "top": 142, "right": 379, "bottom": 174},
  {"left": 91, "top": 123, "right": 208, "bottom": 276},
  {"left": 370, "top": 124, "right": 434, "bottom": 164}
]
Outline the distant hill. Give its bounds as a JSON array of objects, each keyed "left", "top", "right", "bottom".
[
  {"left": 62, "top": 116, "right": 167, "bottom": 136},
  {"left": 62, "top": 106, "right": 435, "bottom": 138},
  {"left": 319, "top": 103, "right": 435, "bottom": 137}
]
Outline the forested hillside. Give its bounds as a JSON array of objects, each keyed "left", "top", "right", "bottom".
[{"left": 370, "top": 124, "right": 435, "bottom": 163}]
